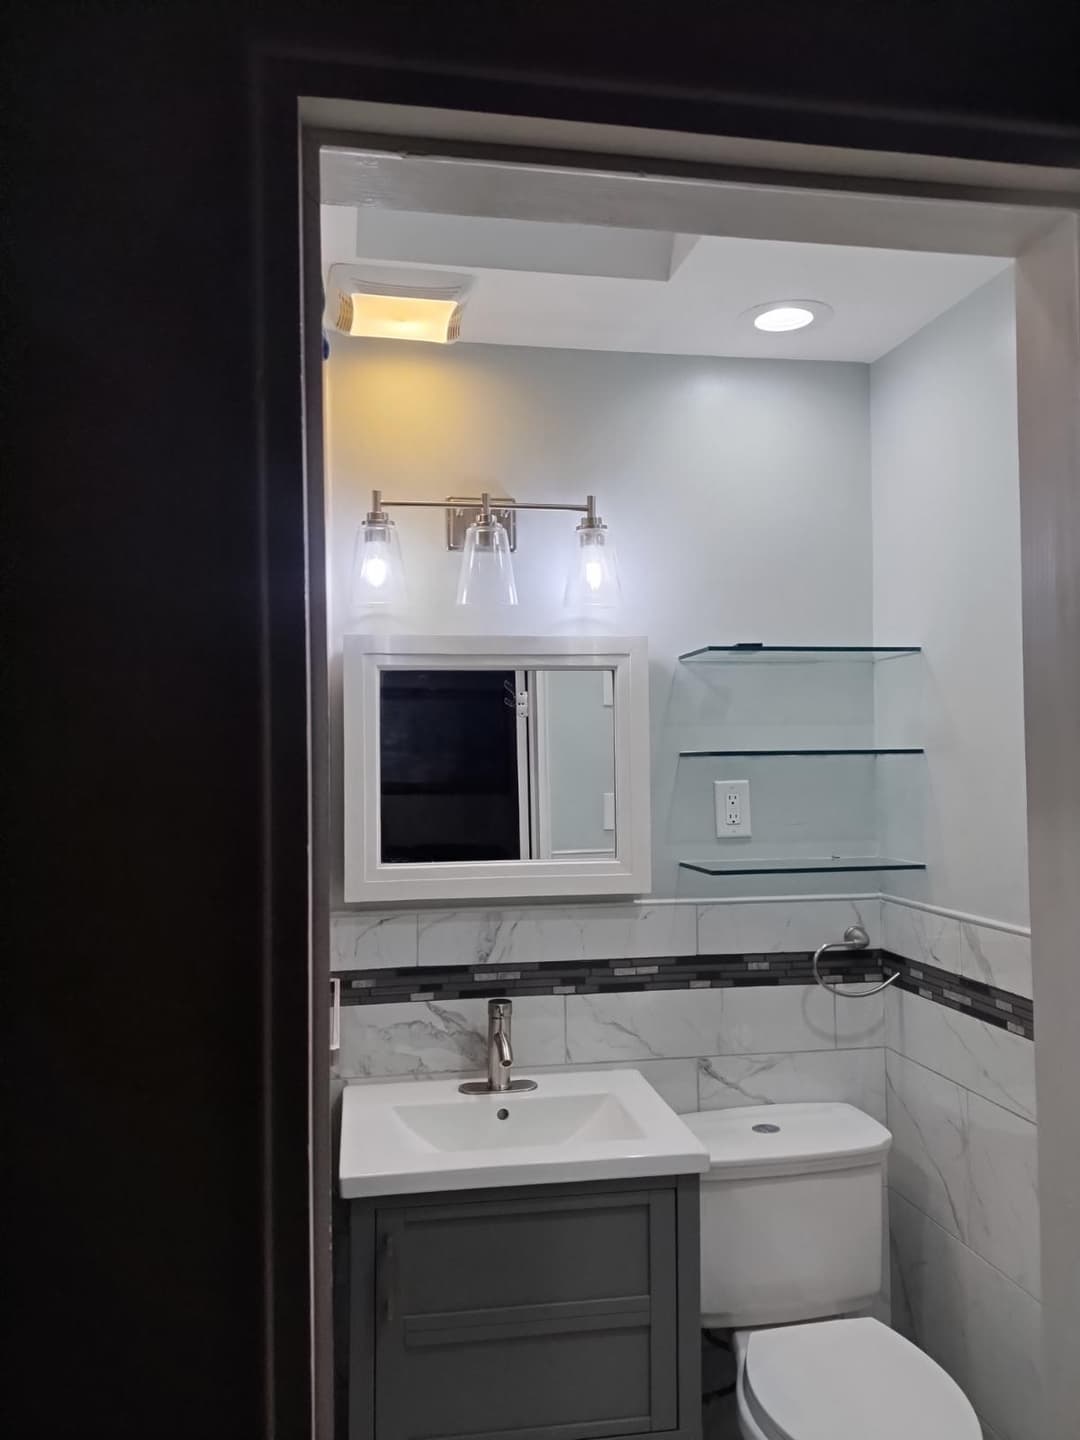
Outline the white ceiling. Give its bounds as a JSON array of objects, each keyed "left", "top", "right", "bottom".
[{"left": 320, "top": 204, "right": 1011, "bottom": 363}]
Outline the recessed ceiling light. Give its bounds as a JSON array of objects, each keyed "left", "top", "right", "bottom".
[{"left": 746, "top": 300, "right": 833, "bottom": 333}]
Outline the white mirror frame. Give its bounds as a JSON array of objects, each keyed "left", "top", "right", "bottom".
[{"left": 343, "top": 634, "right": 651, "bottom": 901}]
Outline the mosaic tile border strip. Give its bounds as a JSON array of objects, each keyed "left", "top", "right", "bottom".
[
  {"left": 334, "top": 946, "right": 1033, "bottom": 1042},
  {"left": 888, "top": 951, "right": 1034, "bottom": 1039},
  {"left": 335, "top": 947, "right": 1033, "bottom": 1040}
]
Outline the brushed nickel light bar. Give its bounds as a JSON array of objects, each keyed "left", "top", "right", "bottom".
[{"left": 352, "top": 489, "right": 619, "bottom": 611}]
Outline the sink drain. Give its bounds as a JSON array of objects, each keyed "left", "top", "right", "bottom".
[{"left": 497, "top": 1108, "right": 510, "bottom": 1120}]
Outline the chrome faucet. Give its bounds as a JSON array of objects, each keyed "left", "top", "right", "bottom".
[
  {"left": 458, "top": 998, "right": 538, "bottom": 1095},
  {"left": 488, "top": 999, "right": 514, "bottom": 1086}
]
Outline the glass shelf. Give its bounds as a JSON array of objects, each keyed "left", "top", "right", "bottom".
[
  {"left": 679, "top": 645, "right": 921, "bottom": 664},
  {"left": 678, "top": 747, "right": 924, "bottom": 758},
  {"left": 678, "top": 857, "right": 927, "bottom": 877}
]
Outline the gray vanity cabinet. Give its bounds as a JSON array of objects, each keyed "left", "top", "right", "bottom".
[{"left": 346, "top": 1176, "right": 701, "bottom": 1440}]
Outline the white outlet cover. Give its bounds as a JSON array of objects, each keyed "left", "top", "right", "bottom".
[{"left": 714, "top": 779, "right": 752, "bottom": 837}]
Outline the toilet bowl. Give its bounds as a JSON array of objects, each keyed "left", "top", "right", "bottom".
[
  {"left": 732, "top": 1317, "right": 981, "bottom": 1440},
  {"left": 683, "top": 1105, "right": 982, "bottom": 1440}
]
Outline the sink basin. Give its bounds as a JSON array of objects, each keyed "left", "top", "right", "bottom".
[
  {"left": 339, "top": 1069, "right": 709, "bottom": 1197},
  {"left": 395, "top": 1091, "right": 645, "bottom": 1151}
]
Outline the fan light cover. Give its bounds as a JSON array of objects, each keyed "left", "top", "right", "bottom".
[{"left": 327, "top": 264, "right": 472, "bottom": 345}]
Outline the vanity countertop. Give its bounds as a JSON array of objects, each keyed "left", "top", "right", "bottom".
[{"left": 339, "top": 1068, "right": 709, "bottom": 1198}]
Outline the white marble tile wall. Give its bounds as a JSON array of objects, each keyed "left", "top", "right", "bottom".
[
  {"left": 331, "top": 897, "right": 890, "bottom": 971},
  {"left": 697, "top": 896, "right": 881, "bottom": 954},
  {"left": 885, "top": 987, "right": 1041, "bottom": 1440},
  {"left": 334, "top": 897, "right": 895, "bottom": 1117},
  {"left": 338, "top": 980, "right": 888, "bottom": 1123},
  {"left": 331, "top": 900, "right": 1034, "bottom": 1007},
  {"left": 891, "top": 1193, "right": 1044, "bottom": 1440},
  {"left": 833, "top": 985, "right": 887, "bottom": 1048},
  {"left": 699, "top": 1047, "right": 887, "bottom": 1123},
  {"left": 337, "top": 996, "right": 566, "bottom": 1078},
  {"left": 880, "top": 899, "right": 1032, "bottom": 999},
  {"left": 331, "top": 910, "right": 419, "bottom": 970},
  {"left": 882, "top": 901, "right": 961, "bottom": 974},
  {"left": 332, "top": 902, "right": 699, "bottom": 970},
  {"left": 886, "top": 986, "right": 1036, "bottom": 1122},
  {"left": 885, "top": 1051, "right": 1040, "bottom": 1297},
  {"left": 957, "top": 922, "right": 1033, "bottom": 1000},
  {"left": 416, "top": 903, "right": 697, "bottom": 967},
  {"left": 563, "top": 984, "right": 836, "bottom": 1063}
]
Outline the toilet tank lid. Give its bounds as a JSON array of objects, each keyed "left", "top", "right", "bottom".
[{"left": 684, "top": 1103, "right": 891, "bottom": 1177}]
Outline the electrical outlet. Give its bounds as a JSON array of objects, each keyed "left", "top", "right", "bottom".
[{"left": 715, "top": 780, "right": 751, "bottom": 837}]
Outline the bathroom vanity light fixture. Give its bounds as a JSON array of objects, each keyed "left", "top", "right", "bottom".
[
  {"left": 326, "top": 264, "right": 473, "bottom": 345},
  {"left": 350, "top": 489, "right": 622, "bottom": 611},
  {"left": 747, "top": 299, "right": 833, "bottom": 333}
]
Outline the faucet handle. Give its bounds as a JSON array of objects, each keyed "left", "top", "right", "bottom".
[{"left": 488, "top": 997, "right": 513, "bottom": 1017}]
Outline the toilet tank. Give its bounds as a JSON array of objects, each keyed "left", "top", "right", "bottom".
[{"left": 684, "top": 1103, "right": 892, "bottom": 1329}]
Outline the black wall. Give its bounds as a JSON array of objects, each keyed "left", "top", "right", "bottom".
[{"left": 7, "top": 4, "right": 1079, "bottom": 1437}]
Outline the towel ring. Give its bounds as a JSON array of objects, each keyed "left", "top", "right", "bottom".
[{"left": 812, "top": 925, "right": 900, "bottom": 998}]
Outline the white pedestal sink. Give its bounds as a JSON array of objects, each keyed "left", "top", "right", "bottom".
[{"left": 339, "top": 1068, "right": 709, "bottom": 1197}]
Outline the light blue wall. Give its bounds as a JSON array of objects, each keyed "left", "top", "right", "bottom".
[{"left": 326, "top": 340, "right": 873, "bottom": 899}]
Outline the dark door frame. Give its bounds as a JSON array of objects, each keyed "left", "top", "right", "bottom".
[{"left": 252, "top": 49, "right": 1079, "bottom": 1440}]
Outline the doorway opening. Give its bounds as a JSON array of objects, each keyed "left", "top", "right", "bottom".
[{"left": 267, "top": 98, "right": 1078, "bottom": 1440}]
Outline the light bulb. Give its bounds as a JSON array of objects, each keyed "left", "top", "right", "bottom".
[
  {"left": 351, "top": 512, "right": 406, "bottom": 611},
  {"left": 361, "top": 555, "right": 388, "bottom": 589},
  {"left": 565, "top": 516, "right": 621, "bottom": 612}
]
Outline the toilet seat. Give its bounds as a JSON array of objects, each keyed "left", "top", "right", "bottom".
[{"left": 738, "top": 1317, "right": 981, "bottom": 1440}]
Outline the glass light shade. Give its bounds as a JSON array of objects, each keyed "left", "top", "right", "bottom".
[
  {"left": 564, "top": 523, "right": 621, "bottom": 610},
  {"left": 455, "top": 518, "right": 518, "bottom": 607},
  {"left": 350, "top": 518, "right": 406, "bottom": 611}
]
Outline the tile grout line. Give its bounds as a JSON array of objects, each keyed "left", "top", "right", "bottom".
[
  {"left": 883, "top": 1041, "right": 1036, "bottom": 1126},
  {"left": 886, "top": 1186, "right": 1043, "bottom": 1308}
]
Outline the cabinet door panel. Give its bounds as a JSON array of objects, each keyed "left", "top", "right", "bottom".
[
  {"left": 386, "top": 1192, "right": 653, "bottom": 1316},
  {"left": 387, "top": 1325, "right": 654, "bottom": 1440},
  {"left": 372, "top": 1189, "right": 678, "bottom": 1440}
]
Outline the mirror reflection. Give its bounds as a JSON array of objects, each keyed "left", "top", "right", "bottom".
[{"left": 378, "top": 668, "right": 616, "bottom": 865}]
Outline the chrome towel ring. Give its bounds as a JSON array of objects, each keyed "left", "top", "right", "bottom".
[{"left": 812, "top": 925, "right": 900, "bottom": 998}]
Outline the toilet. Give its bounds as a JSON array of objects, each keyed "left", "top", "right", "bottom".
[{"left": 684, "top": 1102, "right": 981, "bottom": 1440}]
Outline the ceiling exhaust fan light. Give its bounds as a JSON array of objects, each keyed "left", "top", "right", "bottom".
[
  {"left": 327, "top": 264, "right": 472, "bottom": 345},
  {"left": 337, "top": 292, "right": 465, "bottom": 344}
]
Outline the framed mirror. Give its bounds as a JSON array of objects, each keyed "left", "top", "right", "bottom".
[{"left": 343, "top": 635, "right": 650, "bottom": 900}]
